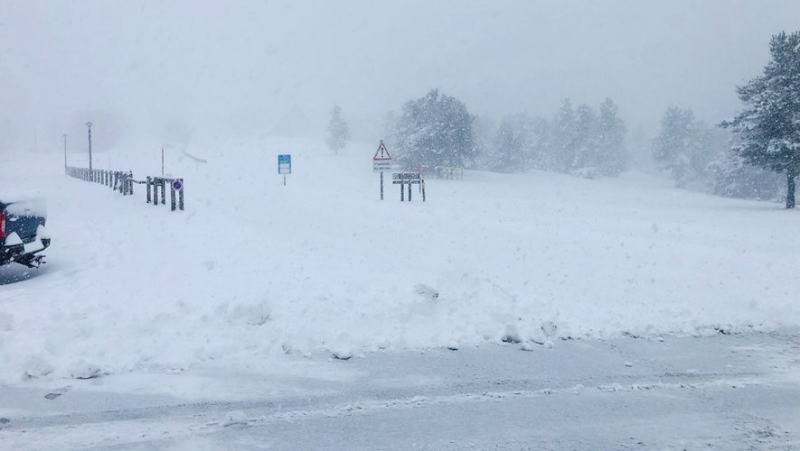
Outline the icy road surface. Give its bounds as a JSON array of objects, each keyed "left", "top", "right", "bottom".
[{"left": 2, "top": 330, "right": 799, "bottom": 450}]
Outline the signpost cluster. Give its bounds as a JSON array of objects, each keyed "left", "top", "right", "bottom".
[
  {"left": 373, "top": 141, "right": 426, "bottom": 202},
  {"left": 393, "top": 172, "right": 425, "bottom": 202}
]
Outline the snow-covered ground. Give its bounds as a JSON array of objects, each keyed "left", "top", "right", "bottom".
[{"left": 1, "top": 136, "right": 800, "bottom": 384}]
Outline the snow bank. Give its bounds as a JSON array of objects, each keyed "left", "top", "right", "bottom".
[{"left": 1, "top": 137, "right": 799, "bottom": 382}]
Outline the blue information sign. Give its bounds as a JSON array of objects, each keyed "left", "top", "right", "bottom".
[{"left": 278, "top": 154, "right": 292, "bottom": 175}]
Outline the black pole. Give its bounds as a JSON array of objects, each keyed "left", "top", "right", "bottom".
[
  {"left": 401, "top": 182, "right": 404, "bottom": 202},
  {"left": 422, "top": 180, "right": 426, "bottom": 202},
  {"left": 408, "top": 181, "right": 412, "bottom": 201},
  {"left": 380, "top": 171, "right": 384, "bottom": 200},
  {"left": 147, "top": 177, "right": 152, "bottom": 203},
  {"left": 86, "top": 122, "right": 93, "bottom": 171},
  {"left": 170, "top": 182, "right": 176, "bottom": 211}
]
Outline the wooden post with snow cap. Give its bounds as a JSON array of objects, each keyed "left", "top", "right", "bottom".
[
  {"left": 170, "top": 181, "right": 177, "bottom": 211},
  {"left": 178, "top": 178, "right": 184, "bottom": 211}
]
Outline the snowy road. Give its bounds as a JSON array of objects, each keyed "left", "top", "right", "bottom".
[{"left": 2, "top": 330, "right": 799, "bottom": 450}]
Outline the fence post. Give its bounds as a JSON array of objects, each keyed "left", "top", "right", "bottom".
[
  {"left": 170, "top": 181, "right": 176, "bottom": 211},
  {"left": 161, "top": 179, "right": 167, "bottom": 205},
  {"left": 178, "top": 179, "right": 184, "bottom": 211},
  {"left": 401, "top": 181, "right": 404, "bottom": 202},
  {"left": 128, "top": 172, "right": 133, "bottom": 195},
  {"left": 146, "top": 177, "right": 152, "bottom": 203}
]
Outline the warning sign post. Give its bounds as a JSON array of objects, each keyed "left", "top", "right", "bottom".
[{"left": 373, "top": 141, "right": 392, "bottom": 200}]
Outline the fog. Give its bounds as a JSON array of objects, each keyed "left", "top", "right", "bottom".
[{"left": 2, "top": 0, "right": 798, "bottom": 151}]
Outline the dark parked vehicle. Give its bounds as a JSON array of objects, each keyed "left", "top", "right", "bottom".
[{"left": 0, "top": 199, "right": 50, "bottom": 268}]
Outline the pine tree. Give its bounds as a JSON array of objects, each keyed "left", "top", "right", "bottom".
[
  {"left": 721, "top": 31, "right": 800, "bottom": 208},
  {"left": 596, "top": 98, "right": 627, "bottom": 176},
  {"left": 489, "top": 114, "right": 530, "bottom": 173},
  {"left": 573, "top": 104, "right": 599, "bottom": 176},
  {"left": 326, "top": 105, "right": 351, "bottom": 155},
  {"left": 653, "top": 107, "right": 712, "bottom": 187},
  {"left": 552, "top": 99, "right": 577, "bottom": 172}
]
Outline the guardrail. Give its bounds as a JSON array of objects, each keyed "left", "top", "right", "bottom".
[
  {"left": 66, "top": 166, "right": 135, "bottom": 195},
  {"left": 66, "top": 166, "right": 185, "bottom": 211}
]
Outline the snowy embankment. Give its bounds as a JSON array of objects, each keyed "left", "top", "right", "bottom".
[{"left": 1, "top": 137, "right": 799, "bottom": 382}]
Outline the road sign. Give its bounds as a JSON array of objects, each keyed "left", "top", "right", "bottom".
[
  {"left": 374, "top": 141, "right": 393, "bottom": 200},
  {"left": 171, "top": 179, "right": 183, "bottom": 191},
  {"left": 392, "top": 172, "right": 421, "bottom": 184},
  {"left": 373, "top": 141, "right": 392, "bottom": 161},
  {"left": 278, "top": 154, "right": 292, "bottom": 175}
]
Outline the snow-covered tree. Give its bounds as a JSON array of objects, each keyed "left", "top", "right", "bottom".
[
  {"left": 390, "top": 89, "right": 476, "bottom": 168},
  {"left": 551, "top": 99, "right": 577, "bottom": 172},
  {"left": 596, "top": 98, "right": 627, "bottom": 176},
  {"left": 487, "top": 114, "right": 530, "bottom": 173},
  {"left": 472, "top": 115, "right": 497, "bottom": 170},
  {"left": 326, "top": 105, "right": 351, "bottom": 155},
  {"left": 721, "top": 31, "right": 800, "bottom": 208},
  {"left": 572, "top": 104, "right": 599, "bottom": 176},
  {"left": 709, "top": 145, "right": 781, "bottom": 201},
  {"left": 652, "top": 107, "right": 715, "bottom": 187}
]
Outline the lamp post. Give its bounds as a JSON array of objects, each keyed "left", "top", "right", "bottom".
[
  {"left": 86, "top": 122, "right": 93, "bottom": 171},
  {"left": 63, "top": 134, "right": 67, "bottom": 174}
]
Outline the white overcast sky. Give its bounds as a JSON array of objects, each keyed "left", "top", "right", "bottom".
[{"left": 2, "top": 0, "right": 799, "bottom": 145}]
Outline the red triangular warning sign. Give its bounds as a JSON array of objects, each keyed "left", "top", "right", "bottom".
[{"left": 373, "top": 141, "right": 392, "bottom": 161}]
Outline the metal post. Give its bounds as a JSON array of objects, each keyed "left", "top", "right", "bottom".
[
  {"left": 161, "top": 179, "right": 167, "bottom": 205},
  {"left": 422, "top": 180, "right": 426, "bottom": 202},
  {"left": 170, "top": 183, "right": 176, "bottom": 211},
  {"left": 408, "top": 181, "right": 412, "bottom": 202},
  {"left": 147, "top": 177, "right": 152, "bottom": 203},
  {"left": 128, "top": 172, "right": 133, "bottom": 195},
  {"left": 178, "top": 179, "right": 184, "bottom": 211},
  {"left": 380, "top": 172, "right": 384, "bottom": 200},
  {"left": 401, "top": 182, "right": 404, "bottom": 202},
  {"left": 86, "top": 122, "right": 93, "bottom": 171}
]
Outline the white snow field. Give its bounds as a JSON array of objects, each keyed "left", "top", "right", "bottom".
[
  {"left": 1, "top": 136, "right": 800, "bottom": 384},
  {"left": 3, "top": 138, "right": 800, "bottom": 450}
]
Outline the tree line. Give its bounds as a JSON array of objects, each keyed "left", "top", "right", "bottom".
[{"left": 326, "top": 30, "right": 799, "bottom": 207}]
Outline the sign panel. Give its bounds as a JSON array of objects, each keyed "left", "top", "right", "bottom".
[
  {"left": 373, "top": 161, "right": 393, "bottom": 172},
  {"left": 373, "top": 142, "right": 392, "bottom": 161},
  {"left": 278, "top": 154, "right": 292, "bottom": 174},
  {"left": 171, "top": 179, "right": 183, "bottom": 191},
  {"left": 392, "top": 172, "right": 422, "bottom": 184}
]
